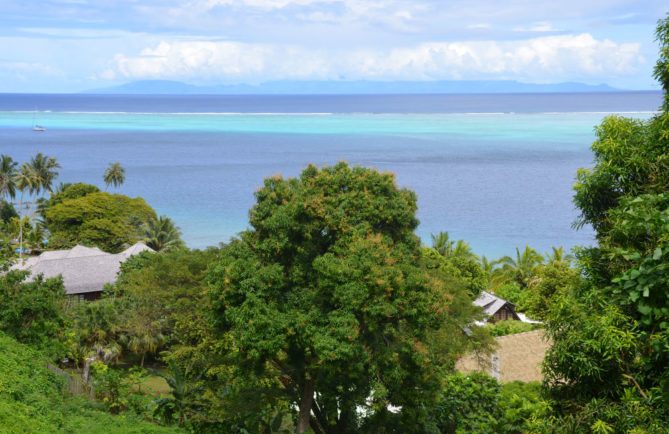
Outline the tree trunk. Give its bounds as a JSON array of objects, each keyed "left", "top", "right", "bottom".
[
  {"left": 140, "top": 352, "right": 145, "bottom": 367},
  {"left": 18, "top": 192, "right": 24, "bottom": 262},
  {"left": 296, "top": 376, "right": 315, "bottom": 433}
]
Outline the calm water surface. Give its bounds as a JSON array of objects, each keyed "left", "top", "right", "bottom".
[{"left": 0, "top": 92, "right": 661, "bottom": 258}]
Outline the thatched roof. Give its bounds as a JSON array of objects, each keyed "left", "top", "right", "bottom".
[{"left": 12, "top": 242, "right": 155, "bottom": 295}]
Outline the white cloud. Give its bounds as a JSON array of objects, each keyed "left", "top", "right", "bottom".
[
  {"left": 104, "top": 33, "right": 643, "bottom": 84},
  {"left": 163, "top": 0, "right": 423, "bottom": 31}
]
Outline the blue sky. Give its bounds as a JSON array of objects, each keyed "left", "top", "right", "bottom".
[{"left": 0, "top": 0, "right": 666, "bottom": 92}]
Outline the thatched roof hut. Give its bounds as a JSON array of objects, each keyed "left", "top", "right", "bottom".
[{"left": 12, "top": 242, "right": 154, "bottom": 300}]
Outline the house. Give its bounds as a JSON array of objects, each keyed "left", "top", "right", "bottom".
[
  {"left": 473, "top": 290, "right": 521, "bottom": 324},
  {"left": 12, "top": 242, "right": 155, "bottom": 301}
]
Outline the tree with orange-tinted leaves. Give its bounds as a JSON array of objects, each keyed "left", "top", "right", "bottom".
[{"left": 208, "top": 162, "right": 465, "bottom": 433}]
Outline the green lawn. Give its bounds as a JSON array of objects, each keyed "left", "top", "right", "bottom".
[{"left": 135, "top": 375, "right": 170, "bottom": 397}]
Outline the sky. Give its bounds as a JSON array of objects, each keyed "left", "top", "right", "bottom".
[{"left": 0, "top": 0, "right": 667, "bottom": 92}]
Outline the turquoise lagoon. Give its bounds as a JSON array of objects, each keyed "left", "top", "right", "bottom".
[{"left": 0, "top": 92, "right": 661, "bottom": 258}]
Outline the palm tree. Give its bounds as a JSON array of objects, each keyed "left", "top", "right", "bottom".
[
  {"left": 26, "top": 222, "right": 45, "bottom": 251},
  {"left": 0, "top": 155, "right": 17, "bottom": 200},
  {"left": 27, "top": 153, "right": 60, "bottom": 196},
  {"left": 479, "top": 255, "right": 502, "bottom": 289},
  {"left": 103, "top": 162, "right": 125, "bottom": 191},
  {"left": 12, "top": 155, "right": 59, "bottom": 260},
  {"left": 430, "top": 231, "right": 453, "bottom": 256},
  {"left": 430, "top": 231, "right": 478, "bottom": 260},
  {"left": 124, "top": 325, "right": 167, "bottom": 367},
  {"left": 452, "top": 239, "right": 479, "bottom": 261},
  {"left": 545, "top": 246, "right": 574, "bottom": 266},
  {"left": 151, "top": 360, "right": 205, "bottom": 424},
  {"left": 13, "top": 165, "right": 36, "bottom": 260},
  {"left": 143, "top": 215, "right": 185, "bottom": 252},
  {"left": 496, "top": 245, "right": 544, "bottom": 289}
]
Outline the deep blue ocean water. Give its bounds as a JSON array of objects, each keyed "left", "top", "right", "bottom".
[{"left": 0, "top": 92, "right": 662, "bottom": 258}]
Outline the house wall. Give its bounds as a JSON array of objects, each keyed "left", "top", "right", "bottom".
[
  {"left": 455, "top": 329, "right": 551, "bottom": 383},
  {"left": 69, "top": 291, "right": 103, "bottom": 303},
  {"left": 491, "top": 305, "right": 518, "bottom": 323}
]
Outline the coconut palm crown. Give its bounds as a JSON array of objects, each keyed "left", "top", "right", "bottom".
[
  {"left": 143, "top": 215, "right": 185, "bottom": 252},
  {"left": 0, "top": 154, "right": 18, "bottom": 200},
  {"left": 103, "top": 162, "right": 126, "bottom": 191}
]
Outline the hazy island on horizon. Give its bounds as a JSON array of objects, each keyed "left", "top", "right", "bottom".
[{"left": 84, "top": 79, "right": 624, "bottom": 95}]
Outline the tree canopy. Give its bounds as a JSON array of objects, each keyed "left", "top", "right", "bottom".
[
  {"left": 208, "top": 162, "right": 476, "bottom": 432},
  {"left": 45, "top": 191, "right": 157, "bottom": 253},
  {"left": 542, "top": 14, "right": 669, "bottom": 430}
]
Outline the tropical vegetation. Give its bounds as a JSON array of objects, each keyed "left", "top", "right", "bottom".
[
  {"left": 104, "top": 162, "right": 126, "bottom": 191},
  {"left": 0, "top": 12, "right": 667, "bottom": 434}
]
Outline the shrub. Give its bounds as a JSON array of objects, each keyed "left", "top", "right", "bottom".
[{"left": 485, "top": 320, "right": 542, "bottom": 337}]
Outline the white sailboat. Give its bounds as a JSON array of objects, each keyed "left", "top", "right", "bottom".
[{"left": 32, "top": 109, "right": 45, "bottom": 131}]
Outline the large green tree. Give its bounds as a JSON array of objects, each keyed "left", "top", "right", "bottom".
[
  {"left": 208, "top": 163, "right": 470, "bottom": 433},
  {"left": 45, "top": 191, "right": 157, "bottom": 252}
]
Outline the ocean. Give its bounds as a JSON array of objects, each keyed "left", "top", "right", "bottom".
[{"left": 0, "top": 92, "right": 662, "bottom": 258}]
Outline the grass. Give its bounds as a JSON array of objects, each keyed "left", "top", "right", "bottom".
[{"left": 136, "top": 375, "right": 170, "bottom": 397}]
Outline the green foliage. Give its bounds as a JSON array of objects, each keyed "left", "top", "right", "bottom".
[
  {"left": 430, "top": 231, "right": 478, "bottom": 260},
  {"left": 493, "top": 260, "right": 583, "bottom": 322},
  {"left": 494, "top": 283, "right": 531, "bottom": 311},
  {"left": 0, "top": 332, "right": 65, "bottom": 431},
  {"left": 433, "top": 372, "right": 500, "bottom": 433},
  {"left": 143, "top": 215, "right": 186, "bottom": 252},
  {"left": 0, "top": 200, "right": 17, "bottom": 224},
  {"left": 543, "top": 286, "right": 640, "bottom": 401},
  {"left": 91, "top": 361, "right": 128, "bottom": 414},
  {"left": 113, "top": 248, "right": 218, "bottom": 356},
  {"left": 0, "top": 155, "right": 18, "bottom": 200},
  {"left": 45, "top": 191, "right": 157, "bottom": 252},
  {"left": 38, "top": 182, "right": 100, "bottom": 217},
  {"left": 23, "top": 153, "right": 61, "bottom": 196},
  {"left": 150, "top": 360, "right": 205, "bottom": 425},
  {"left": 432, "top": 374, "right": 549, "bottom": 434},
  {"left": 573, "top": 113, "right": 669, "bottom": 235},
  {"left": 526, "top": 262, "right": 580, "bottom": 320},
  {"left": 0, "top": 332, "right": 181, "bottom": 433},
  {"left": 485, "top": 320, "right": 541, "bottom": 337},
  {"left": 547, "top": 389, "right": 668, "bottom": 433},
  {"left": 654, "top": 14, "right": 669, "bottom": 110},
  {"left": 606, "top": 194, "right": 669, "bottom": 330},
  {"left": 422, "top": 247, "right": 487, "bottom": 298},
  {"left": 70, "top": 297, "right": 129, "bottom": 362},
  {"left": 208, "top": 163, "right": 475, "bottom": 431},
  {"left": 496, "top": 245, "right": 544, "bottom": 289},
  {"left": 136, "top": 248, "right": 295, "bottom": 431},
  {"left": 0, "top": 269, "right": 67, "bottom": 354},
  {"left": 546, "top": 20, "right": 669, "bottom": 421},
  {"left": 104, "top": 162, "right": 126, "bottom": 191}
]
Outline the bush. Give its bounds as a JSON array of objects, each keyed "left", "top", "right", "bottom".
[
  {"left": 432, "top": 373, "right": 550, "bottom": 434},
  {"left": 0, "top": 269, "right": 67, "bottom": 356},
  {"left": 434, "top": 372, "right": 500, "bottom": 433},
  {"left": 0, "top": 332, "right": 181, "bottom": 433},
  {"left": 485, "top": 320, "right": 542, "bottom": 337}
]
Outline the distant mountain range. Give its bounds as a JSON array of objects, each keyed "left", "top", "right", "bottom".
[{"left": 85, "top": 79, "right": 619, "bottom": 95}]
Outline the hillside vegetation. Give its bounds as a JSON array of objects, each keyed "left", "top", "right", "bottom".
[{"left": 0, "top": 332, "right": 181, "bottom": 434}]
